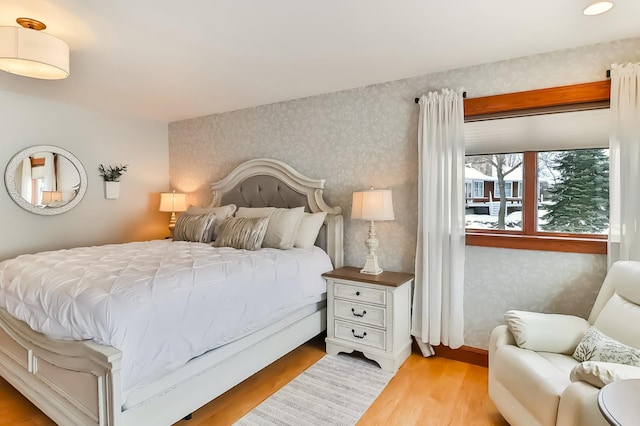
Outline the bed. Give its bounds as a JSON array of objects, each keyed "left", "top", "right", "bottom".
[{"left": 0, "top": 158, "right": 344, "bottom": 425}]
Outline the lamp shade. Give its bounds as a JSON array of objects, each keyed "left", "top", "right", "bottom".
[
  {"left": 352, "top": 190, "right": 395, "bottom": 221},
  {"left": 159, "top": 192, "right": 187, "bottom": 213},
  {"left": 0, "top": 25, "right": 70, "bottom": 80},
  {"left": 41, "top": 191, "right": 62, "bottom": 205}
]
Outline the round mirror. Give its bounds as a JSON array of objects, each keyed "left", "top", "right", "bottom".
[{"left": 5, "top": 145, "right": 88, "bottom": 215}]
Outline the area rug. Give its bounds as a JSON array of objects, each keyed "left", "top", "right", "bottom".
[{"left": 233, "top": 354, "right": 395, "bottom": 426}]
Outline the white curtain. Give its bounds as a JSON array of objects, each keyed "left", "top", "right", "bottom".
[
  {"left": 42, "top": 152, "right": 57, "bottom": 191},
  {"left": 609, "top": 63, "right": 640, "bottom": 265},
  {"left": 412, "top": 89, "right": 466, "bottom": 355},
  {"left": 20, "top": 158, "right": 33, "bottom": 202}
]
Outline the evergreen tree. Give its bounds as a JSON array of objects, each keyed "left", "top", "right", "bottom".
[{"left": 541, "top": 149, "right": 609, "bottom": 233}]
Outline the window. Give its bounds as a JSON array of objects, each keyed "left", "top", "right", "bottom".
[
  {"left": 465, "top": 150, "right": 608, "bottom": 254},
  {"left": 537, "top": 149, "right": 609, "bottom": 234},
  {"left": 462, "top": 79, "right": 611, "bottom": 254},
  {"left": 465, "top": 154, "right": 523, "bottom": 231},
  {"left": 473, "top": 181, "right": 483, "bottom": 197},
  {"left": 465, "top": 182, "right": 472, "bottom": 198},
  {"left": 494, "top": 181, "right": 513, "bottom": 198}
]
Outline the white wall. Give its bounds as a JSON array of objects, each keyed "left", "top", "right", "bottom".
[{"left": 0, "top": 91, "right": 170, "bottom": 261}]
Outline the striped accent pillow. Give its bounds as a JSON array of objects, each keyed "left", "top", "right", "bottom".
[
  {"left": 214, "top": 216, "right": 269, "bottom": 250},
  {"left": 173, "top": 213, "right": 216, "bottom": 243}
]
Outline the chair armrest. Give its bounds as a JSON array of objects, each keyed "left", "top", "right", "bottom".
[
  {"left": 489, "top": 325, "right": 515, "bottom": 367},
  {"left": 490, "top": 324, "right": 516, "bottom": 349},
  {"left": 504, "top": 310, "right": 590, "bottom": 354},
  {"left": 557, "top": 381, "right": 607, "bottom": 426}
]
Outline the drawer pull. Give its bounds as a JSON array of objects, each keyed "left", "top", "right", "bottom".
[
  {"left": 356, "top": 291, "right": 361, "bottom": 296},
  {"left": 351, "top": 329, "right": 367, "bottom": 339},
  {"left": 351, "top": 308, "right": 367, "bottom": 318}
]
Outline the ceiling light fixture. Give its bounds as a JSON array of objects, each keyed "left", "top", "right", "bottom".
[
  {"left": 0, "top": 18, "right": 70, "bottom": 80},
  {"left": 583, "top": 1, "right": 614, "bottom": 16}
]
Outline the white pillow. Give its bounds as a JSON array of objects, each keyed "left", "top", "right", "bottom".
[
  {"left": 294, "top": 212, "right": 327, "bottom": 249},
  {"left": 236, "top": 207, "right": 305, "bottom": 250},
  {"left": 186, "top": 204, "right": 237, "bottom": 242},
  {"left": 504, "top": 310, "right": 590, "bottom": 354},
  {"left": 570, "top": 361, "right": 640, "bottom": 388}
]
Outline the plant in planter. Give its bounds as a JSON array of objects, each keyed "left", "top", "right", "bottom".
[{"left": 98, "top": 164, "right": 128, "bottom": 199}]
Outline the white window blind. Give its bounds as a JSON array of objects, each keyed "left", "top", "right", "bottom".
[{"left": 464, "top": 108, "right": 609, "bottom": 155}]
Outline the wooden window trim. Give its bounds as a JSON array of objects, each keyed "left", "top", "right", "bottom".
[
  {"left": 464, "top": 80, "right": 611, "bottom": 119},
  {"left": 464, "top": 81, "right": 610, "bottom": 255},
  {"left": 466, "top": 233, "right": 607, "bottom": 254}
]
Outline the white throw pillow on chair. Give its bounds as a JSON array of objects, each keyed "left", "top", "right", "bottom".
[{"left": 504, "top": 310, "right": 590, "bottom": 354}]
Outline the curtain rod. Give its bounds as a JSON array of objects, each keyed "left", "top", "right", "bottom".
[
  {"left": 414, "top": 70, "right": 611, "bottom": 104},
  {"left": 414, "top": 92, "right": 466, "bottom": 103}
]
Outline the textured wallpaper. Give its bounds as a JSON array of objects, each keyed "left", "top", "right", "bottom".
[{"left": 170, "top": 37, "right": 640, "bottom": 349}]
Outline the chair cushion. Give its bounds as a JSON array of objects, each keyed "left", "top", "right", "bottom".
[{"left": 493, "top": 345, "right": 576, "bottom": 426}]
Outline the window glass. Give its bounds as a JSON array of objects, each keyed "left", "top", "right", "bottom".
[
  {"left": 465, "top": 153, "right": 524, "bottom": 230},
  {"left": 465, "top": 182, "right": 472, "bottom": 198},
  {"left": 537, "top": 149, "right": 609, "bottom": 234},
  {"left": 473, "top": 181, "right": 483, "bottom": 197}
]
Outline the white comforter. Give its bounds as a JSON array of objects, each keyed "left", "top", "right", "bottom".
[{"left": 0, "top": 240, "right": 332, "bottom": 391}]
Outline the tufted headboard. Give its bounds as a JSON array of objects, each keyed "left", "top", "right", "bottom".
[{"left": 207, "top": 158, "right": 343, "bottom": 268}]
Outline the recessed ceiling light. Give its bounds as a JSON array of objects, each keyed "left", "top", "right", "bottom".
[{"left": 583, "top": 1, "right": 614, "bottom": 16}]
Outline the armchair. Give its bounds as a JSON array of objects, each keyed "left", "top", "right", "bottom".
[{"left": 489, "top": 261, "right": 640, "bottom": 426}]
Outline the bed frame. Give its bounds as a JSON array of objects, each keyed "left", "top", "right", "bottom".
[{"left": 0, "top": 158, "right": 343, "bottom": 425}]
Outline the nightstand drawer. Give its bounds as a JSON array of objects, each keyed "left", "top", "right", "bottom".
[
  {"left": 334, "top": 300, "right": 386, "bottom": 328},
  {"left": 334, "top": 320, "right": 386, "bottom": 350},
  {"left": 334, "top": 282, "right": 386, "bottom": 305}
]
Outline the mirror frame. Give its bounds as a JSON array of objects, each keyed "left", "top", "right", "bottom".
[{"left": 5, "top": 145, "right": 88, "bottom": 215}]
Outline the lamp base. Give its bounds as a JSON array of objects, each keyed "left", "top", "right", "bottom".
[
  {"left": 168, "top": 212, "right": 177, "bottom": 235},
  {"left": 361, "top": 220, "right": 383, "bottom": 275},
  {"left": 361, "top": 254, "right": 383, "bottom": 275}
]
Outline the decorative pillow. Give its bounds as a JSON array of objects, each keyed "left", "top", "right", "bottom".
[
  {"left": 213, "top": 216, "right": 269, "bottom": 250},
  {"left": 294, "top": 212, "right": 327, "bottom": 249},
  {"left": 504, "top": 310, "right": 590, "bottom": 354},
  {"left": 236, "top": 206, "right": 305, "bottom": 250},
  {"left": 173, "top": 213, "right": 216, "bottom": 243},
  {"left": 570, "top": 361, "right": 640, "bottom": 388},
  {"left": 572, "top": 326, "right": 640, "bottom": 366},
  {"left": 186, "top": 204, "right": 237, "bottom": 241}
]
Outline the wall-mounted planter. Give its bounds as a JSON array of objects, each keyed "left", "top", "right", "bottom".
[{"left": 104, "top": 181, "right": 120, "bottom": 199}]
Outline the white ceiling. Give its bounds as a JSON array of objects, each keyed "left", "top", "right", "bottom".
[{"left": 1, "top": 0, "right": 639, "bottom": 123}]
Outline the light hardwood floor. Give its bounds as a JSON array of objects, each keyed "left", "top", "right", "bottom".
[{"left": 0, "top": 336, "right": 508, "bottom": 426}]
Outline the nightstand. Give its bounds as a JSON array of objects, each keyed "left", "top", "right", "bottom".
[{"left": 323, "top": 266, "right": 414, "bottom": 373}]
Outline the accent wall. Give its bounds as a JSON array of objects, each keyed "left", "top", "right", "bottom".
[{"left": 169, "top": 38, "right": 639, "bottom": 348}]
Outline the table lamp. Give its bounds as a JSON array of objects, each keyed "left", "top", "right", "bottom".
[
  {"left": 159, "top": 191, "right": 187, "bottom": 232},
  {"left": 351, "top": 189, "right": 395, "bottom": 275}
]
